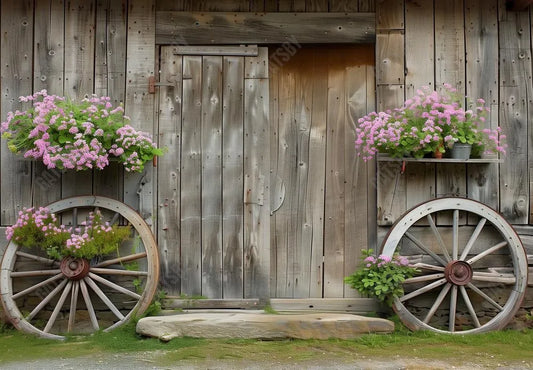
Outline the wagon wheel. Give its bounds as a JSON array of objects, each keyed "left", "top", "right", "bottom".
[
  {"left": 0, "top": 196, "right": 160, "bottom": 340},
  {"left": 381, "top": 197, "right": 528, "bottom": 334}
]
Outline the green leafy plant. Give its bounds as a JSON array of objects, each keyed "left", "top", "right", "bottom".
[
  {"left": 345, "top": 249, "right": 418, "bottom": 306},
  {"left": 6, "top": 206, "right": 130, "bottom": 260}
]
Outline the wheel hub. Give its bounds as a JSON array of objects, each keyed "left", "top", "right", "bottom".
[
  {"left": 60, "top": 257, "right": 90, "bottom": 280},
  {"left": 444, "top": 260, "right": 473, "bottom": 286}
]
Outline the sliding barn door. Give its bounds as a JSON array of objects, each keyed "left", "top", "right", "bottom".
[{"left": 157, "top": 46, "right": 270, "bottom": 299}]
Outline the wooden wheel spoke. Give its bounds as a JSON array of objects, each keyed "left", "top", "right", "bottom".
[
  {"left": 72, "top": 207, "right": 78, "bottom": 227},
  {"left": 460, "top": 286, "right": 481, "bottom": 328},
  {"left": 452, "top": 210, "right": 459, "bottom": 260},
  {"left": 423, "top": 283, "right": 451, "bottom": 324},
  {"left": 405, "top": 232, "right": 447, "bottom": 267},
  {"left": 448, "top": 285, "right": 458, "bottom": 332},
  {"left": 79, "top": 279, "right": 99, "bottom": 331},
  {"left": 44, "top": 281, "right": 73, "bottom": 333},
  {"left": 110, "top": 212, "right": 120, "bottom": 226},
  {"left": 427, "top": 215, "right": 451, "bottom": 262},
  {"left": 411, "top": 263, "right": 445, "bottom": 272},
  {"left": 471, "top": 271, "right": 516, "bottom": 285},
  {"left": 11, "top": 269, "right": 62, "bottom": 278},
  {"left": 93, "top": 252, "right": 148, "bottom": 268},
  {"left": 400, "top": 278, "right": 447, "bottom": 303},
  {"left": 84, "top": 277, "right": 125, "bottom": 320},
  {"left": 16, "top": 251, "right": 59, "bottom": 266},
  {"left": 88, "top": 272, "right": 141, "bottom": 300},
  {"left": 90, "top": 267, "right": 148, "bottom": 276},
  {"left": 68, "top": 281, "right": 79, "bottom": 333},
  {"left": 27, "top": 279, "right": 68, "bottom": 321},
  {"left": 466, "top": 241, "right": 507, "bottom": 265},
  {"left": 466, "top": 283, "right": 503, "bottom": 311},
  {"left": 12, "top": 273, "right": 63, "bottom": 300},
  {"left": 403, "top": 273, "right": 445, "bottom": 284},
  {"left": 459, "top": 218, "right": 487, "bottom": 261}
]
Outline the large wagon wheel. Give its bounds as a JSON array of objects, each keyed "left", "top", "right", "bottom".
[
  {"left": 381, "top": 197, "right": 528, "bottom": 334},
  {"left": 0, "top": 196, "right": 159, "bottom": 340}
]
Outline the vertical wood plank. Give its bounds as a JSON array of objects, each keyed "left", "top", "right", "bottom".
[
  {"left": 499, "top": 7, "right": 530, "bottom": 224},
  {"left": 0, "top": 0, "right": 33, "bottom": 225},
  {"left": 222, "top": 56, "right": 245, "bottom": 298},
  {"left": 377, "top": 162, "right": 406, "bottom": 225},
  {"left": 436, "top": 163, "right": 467, "bottom": 225},
  {"left": 243, "top": 73, "right": 270, "bottom": 299},
  {"left": 344, "top": 62, "right": 369, "bottom": 297},
  {"left": 465, "top": 0, "right": 499, "bottom": 211},
  {"left": 245, "top": 47, "right": 269, "bottom": 80},
  {"left": 324, "top": 52, "right": 345, "bottom": 298},
  {"left": 359, "top": 0, "right": 376, "bottom": 12},
  {"left": 279, "top": 0, "right": 306, "bottom": 11},
  {"left": 157, "top": 47, "right": 182, "bottom": 294},
  {"left": 376, "top": 31, "right": 404, "bottom": 85},
  {"left": 366, "top": 65, "right": 377, "bottom": 250},
  {"left": 62, "top": 0, "right": 96, "bottom": 197},
  {"left": 405, "top": 0, "right": 434, "bottom": 97},
  {"left": 201, "top": 56, "right": 223, "bottom": 298},
  {"left": 124, "top": 0, "right": 156, "bottom": 224},
  {"left": 435, "top": 0, "right": 465, "bottom": 95},
  {"left": 307, "top": 51, "right": 327, "bottom": 298},
  {"left": 32, "top": 0, "right": 65, "bottom": 207},
  {"left": 181, "top": 56, "right": 202, "bottom": 296},
  {"left": 376, "top": 0, "right": 404, "bottom": 29},
  {"left": 306, "top": 0, "right": 329, "bottom": 11},
  {"left": 329, "top": 0, "right": 359, "bottom": 11}
]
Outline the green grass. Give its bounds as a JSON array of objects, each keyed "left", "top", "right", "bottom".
[{"left": 1, "top": 320, "right": 533, "bottom": 367}]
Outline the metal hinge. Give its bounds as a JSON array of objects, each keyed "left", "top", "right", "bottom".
[{"left": 148, "top": 76, "right": 175, "bottom": 94}]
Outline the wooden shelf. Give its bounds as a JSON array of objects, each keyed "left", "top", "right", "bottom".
[{"left": 376, "top": 154, "right": 502, "bottom": 163}]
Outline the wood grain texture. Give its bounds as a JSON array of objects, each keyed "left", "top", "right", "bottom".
[
  {"left": 1, "top": 0, "right": 34, "bottom": 225},
  {"left": 201, "top": 56, "right": 223, "bottom": 298},
  {"left": 376, "top": 31, "right": 404, "bottom": 85},
  {"left": 180, "top": 56, "right": 203, "bottom": 296},
  {"left": 157, "top": 47, "right": 182, "bottom": 294},
  {"left": 435, "top": 0, "right": 465, "bottom": 94},
  {"left": 465, "top": 0, "right": 499, "bottom": 211},
  {"left": 376, "top": 0, "right": 404, "bottom": 29},
  {"left": 405, "top": 0, "right": 434, "bottom": 96},
  {"left": 156, "top": 12, "right": 375, "bottom": 45},
  {"left": 32, "top": 0, "right": 65, "bottom": 207},
  {"left": 243, "top": 73, "right": 270, "bottom": 298},
  {"left": 222, "top": 56, "right": 245, "bottom": 298}
]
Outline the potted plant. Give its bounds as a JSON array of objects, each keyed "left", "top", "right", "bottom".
[
  {"left": 6, "top": 206, "right": 130, "bottom": 261},
  {"left": 355, "top": 85, "right": 506, "bottom": 160},
  {"left": 345, "top": 249, "right": 418, "bottom": 306},
  {"left": 0, "top": 90, "right": 164, "bottom": 172}
]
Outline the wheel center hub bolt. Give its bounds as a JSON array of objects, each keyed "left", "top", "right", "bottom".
[
  {"left": 444, "top": 260, "right": 473, "bottom": 286},
  {"left": 60, "top": 256, "right": 90, "bottom": 280}
]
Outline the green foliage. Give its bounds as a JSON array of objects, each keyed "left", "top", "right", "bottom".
[
  {"left": 143, "top": 290, "right": 168, "bottom": 317},
  {"left": 345, "top": 249, "right": 418, "bottom": 306}
]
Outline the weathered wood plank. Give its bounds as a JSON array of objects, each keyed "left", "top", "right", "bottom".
[
  {"left": 279, "top": 0, "right": 306, "bottom": 11},
  {"left": 329, "top": 0, "right": 359, "bottom": 11},
  {"left": 435, "top": 0, "right": 465, "bottom": 95},
  {"left": 222, "top": 56, "right": 245, "bottom": 298},
  {"left": 124, "top": 0, "right": 156, "bottom": 223},
  {"left": 359, "top": 0, "right": 376, "bottom": 12},
  {"left": 307, "top": 51, "right": 328, "bottom": 298},
  {"left": 180, "top": 56, "right": 203, "bottom": 296},
  {"left": 1, "top": 0, "right": 34, "bottom": 225},
  {"left": 272, "top": 61, "right": 296, "bottom": 297},
  {"left": 344, "top": 62, "right": 369, "bottom": 297},
  {"left": 365, "top": 64, "right": 377, "bottom": 250},
  {"left": 466, "top": 0, "right": 499, "bottom": 212},
  {"left": 32, "top": 0, "right": 65, "bottom": 207},
  {"left": 245, "top": 47, "right": 269, "bottom": 79},
  {"left": 156, "top": 12, "right": 375, "bottom": 45},
  {"left": 201, "top": 56, "right": 223, "bottom": 298},
  {"left": 162, "top": 298, "right": 261, "bottom": 310},
  {"left": 377, "top": 162, "right": 406, "bottom": 226},
  {"left": 306, "top": 0, "right": 329, "bottom": 11},
  {"left": 436, "top": 164, "right": 467, "bottom": 226},
  {"left": 243, "top": 65, "right": 270, "bottom": 298},
  {"left": 324, "top": 52, "right": 346, "bottom": 298},
  {"left": 62, "top": 0, "right": 95, "bottom": 197},
  {"left": 376, "top": 31, "right": 404, "bottom": 85},
  {"left": 405, "top": 163, "right": 435, "bottom": 216},
  {"left": 157, "top": 47, "right": 182, "bottom": 294},
  {"left": 376, "top": 0, "right": 404, "bottom": 29},
  {"left": 405, "top": 0, "right": 434, "bottom": 96},
  {"left": 270, "top": 298, "right": 383, "bottom": 313}
]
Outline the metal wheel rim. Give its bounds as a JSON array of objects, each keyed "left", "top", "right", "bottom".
[
  {"left": 381, "top": 197, "right": 527, "bottom": 334},
  {"left": 0, "top": 196, "right": 160, "bottom": 339}
]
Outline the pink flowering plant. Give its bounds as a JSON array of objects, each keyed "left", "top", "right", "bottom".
[
  {"left": 6, "top": 207, "right": 130, "bottom": 260},
  {"left": 345, "top": 249, "right": 418, "bottom": 306},
  {"left": 1, "top": 90, "right": 164, "bottom": 172},
  {"left": 355, "top": 85, "right": 506, "bottom": 160}
]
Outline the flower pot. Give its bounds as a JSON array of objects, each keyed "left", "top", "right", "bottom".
[{"left": 451, "top": 143, "right": 472, "bottom": 160}]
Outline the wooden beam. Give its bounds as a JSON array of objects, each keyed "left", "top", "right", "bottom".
[
  {"left": 506, "top": 0, "right": 533, "bottom": 11},
  {"left": 156, "top": 12, "right": 375, "bottom": 44}
]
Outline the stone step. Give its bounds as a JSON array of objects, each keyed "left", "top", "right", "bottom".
[{"left": 136, "top": 311, "right": 394, "bottom": 341}]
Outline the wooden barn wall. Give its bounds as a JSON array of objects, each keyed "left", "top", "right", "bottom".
[{"left": 376, "top": 0, "right": 533, "bottom": 236}]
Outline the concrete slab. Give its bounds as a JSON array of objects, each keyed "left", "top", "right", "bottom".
[{"left": 136, "top": 312, "right": 394, "bottom": 341}]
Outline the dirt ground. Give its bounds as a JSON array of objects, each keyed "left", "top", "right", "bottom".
[{"left": 1, "top": 351, "right": 532, "bottom": 370}]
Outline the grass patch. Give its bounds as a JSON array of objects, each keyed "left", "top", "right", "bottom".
[{"left": 1, "top": 319, "right": 533, "bottom": 367}]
